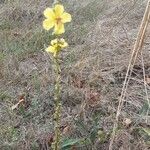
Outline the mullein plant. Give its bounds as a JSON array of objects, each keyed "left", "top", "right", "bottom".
[{"left": 43, "top": 1, "right": 72, "bottom": 150}]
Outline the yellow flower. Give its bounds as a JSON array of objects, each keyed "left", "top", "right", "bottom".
[
  {"left": 43, "top": 4, "right": 72, "bottom": 34},
  {"left": 46, "top": 38, "right": 68, "bottom": 56}
]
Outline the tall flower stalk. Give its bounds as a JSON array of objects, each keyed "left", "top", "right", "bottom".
[
  {"left": 53, "top": 54, "right": 61, "bottom": 150},
  {"left": 43, "top": 2, "right": 72, "bottom": 150}
]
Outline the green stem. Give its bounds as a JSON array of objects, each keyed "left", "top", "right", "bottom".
[{"left": 52, "top": 55, "right": 61, "bottom": 150}]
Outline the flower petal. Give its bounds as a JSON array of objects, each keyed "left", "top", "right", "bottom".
[
  {"left": 43, "top": 19, "right": 54, "bottom": 30},
  {"left": 61, "top": 12, "right": 72, "bottom": 23},
  {"left": 59, "top": 38, "right": 68, "bottom": 47},
  {"left": 46, "top": 46, "right": 56, "bottom": 53},
  {"left": 54, "top": 23, "right": 65, "bottom": 35},
  {"left": 54, "top": 4, "right": 64, "bottom": 17},
  {"left": 51, "top": 39, "right": 58, "bottom": 45},
  {"left": 44, "top": 8, "right": 55, "bottom": 19},
  {"left": 53, "top": 52, "right": 57, "bottom": 57},
  {"left": 59, "top": 42, "right": 68, "bottom": 48},
  {"left": 60, "top": 38, "right": 65, "bottom": 42},
  {"left": 62, "top": 41, "right": 68, "bottom": 47}
]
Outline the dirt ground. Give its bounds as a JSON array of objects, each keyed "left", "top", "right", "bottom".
[{"left": 0, "top": 0, "right": 150, "bottom": 149}]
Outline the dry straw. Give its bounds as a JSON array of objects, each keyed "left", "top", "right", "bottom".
[{"left": 109, "top": 0, "right": 150, "bottom": 150}]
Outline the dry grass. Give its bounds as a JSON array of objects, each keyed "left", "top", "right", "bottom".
[
  {"left": 0, "top": 0, "right": 150, "bottom": 149},
  {"left": 109, "top": 1, "right": 150, "bottom": 149}
]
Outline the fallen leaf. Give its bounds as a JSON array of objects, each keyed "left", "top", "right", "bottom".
[
  {"left": 123, "top": 118, "right": 132, "bottom": 127},
  {"left": 70, "top": 74, "right": 86, "bottom": 88},
  {"left": 11, "top": 99, "right": 25, "bottom": 110},
  {"left": 146, "top": 77, "right": 150, "bottom": 84},
  {"left": 62, "top": 125, "right": 71, "bottom": 135},
  {"left": 86, "top": 89, "right": 101, "bottom": 107}
]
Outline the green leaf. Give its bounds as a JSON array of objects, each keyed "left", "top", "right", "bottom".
[
  {"left": 139, "top": 102, "right": 150, "bottom": 115},
  {"left": 89, "top": 127, "right": 99, "bottom": 143},
  {"left": 74, "top": 119, "right": 89, "bottom": 135},
  {"left": 97, "top": 130, "right": 106, "bottom": 143},
  {"left": 61, "top": 138, "right": 81, "bottom": 150},
  {"left": 142, "top": 128, "right": 150, "bottom": 137}
]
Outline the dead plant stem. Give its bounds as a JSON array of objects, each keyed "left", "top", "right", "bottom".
[{"left": 109, "top": 1, "right": 150, "bottom": 150}]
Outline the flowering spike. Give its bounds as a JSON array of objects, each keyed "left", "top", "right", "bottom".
[{"left": 46, "top": 38, "right": 68, "bottom": 57}]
